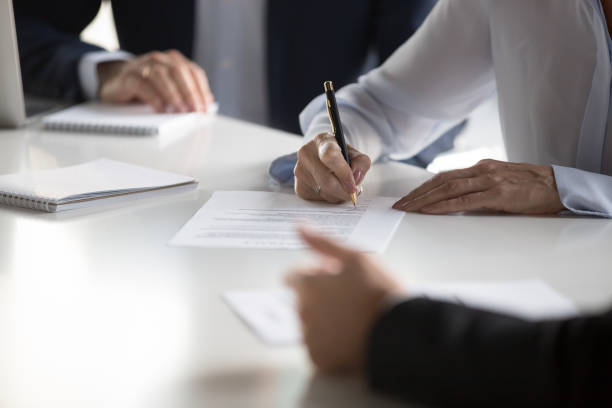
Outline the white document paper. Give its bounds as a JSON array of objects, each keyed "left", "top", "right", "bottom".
[
  {"left": 223, "top": 290, "right": 300, "bottom": 346},
  {"left": 223, "top": 280, "right": 577, "bottom": 346},
  {"left": 170, "top": 191, "right": 405, "bottom": 252}
]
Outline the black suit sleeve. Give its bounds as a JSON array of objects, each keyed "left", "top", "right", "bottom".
[
  {"left": 14, "top": 1, "right": 103, "bottom": 101},
  {"left": 367, "top": 298, "right": 612, "bottom": 407}
]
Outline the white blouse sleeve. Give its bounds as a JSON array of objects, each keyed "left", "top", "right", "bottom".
[
  {"left": 299, "top": 0, "right": 496, "bottom": 162},
  {"left": 553, "top": 166, "right": 612, "bottom": 218}
]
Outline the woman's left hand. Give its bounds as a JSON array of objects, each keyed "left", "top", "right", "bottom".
[{"left": 393, "top": 159, "right": 566, "bottom": 215}]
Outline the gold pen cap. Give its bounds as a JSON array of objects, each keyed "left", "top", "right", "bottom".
[{"left": 324, "top": 81, "right": 334, "bottom": 92}]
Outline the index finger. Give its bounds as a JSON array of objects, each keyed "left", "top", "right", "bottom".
[
  {"left": 188, "top": 62, "right": 214, "bottom": 112},
  {"left": 348, "top": 145, "right": 371, "bottom": 186},
  {"left": 297, "top": 226, "right": 354, "bottom": 260},
  {"left": 171, "top": 64, "right": 202, "bottom": 112},
  {"left": 315, "top": 133, "right": 357, "bottom": 196}
]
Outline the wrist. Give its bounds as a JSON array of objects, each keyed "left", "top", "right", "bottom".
[{"left": 97, "top": 60, "right": 126, "bottom": 90}]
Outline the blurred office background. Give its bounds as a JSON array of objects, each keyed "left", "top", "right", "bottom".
[{"left": 80, "top": 1, "right": 506, "bottom": 174}]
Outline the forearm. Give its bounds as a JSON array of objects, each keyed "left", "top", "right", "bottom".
[
  {"left": 299, "top": 80, "right": 465, "bottom": 163},
  {"left": 367, "top": 298, "right": 612, "bottom": 407}
]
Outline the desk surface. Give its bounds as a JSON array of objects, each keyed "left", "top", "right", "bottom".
[{"left": 0, "top": 116, "right": 611, "bottom": 408}]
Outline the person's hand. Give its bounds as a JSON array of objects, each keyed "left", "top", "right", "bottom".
[
  {"left": 285, "top": 226, "right": 404, "bottom": 373},
  {"left": 393, "top": 159, "right": 566, "bottom": 215},
  {"left": 97, "top": 49, "right": 214, "bottom": 113},
  {"left": 294, "top": 132, "right": 371, "bottom": 204}
]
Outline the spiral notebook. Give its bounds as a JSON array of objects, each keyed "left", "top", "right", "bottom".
[
  {"left": 42, "top": 102, "right": 218, "bottom": 135},
  {"left": 0, "top": 159, "right": 198, "bottom": 212}
]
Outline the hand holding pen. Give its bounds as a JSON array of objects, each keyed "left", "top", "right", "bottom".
[{"left": 294, "top": 81, "right": 371, "bottom": 204}]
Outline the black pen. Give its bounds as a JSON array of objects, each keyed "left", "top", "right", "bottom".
[{"left": 324, "top": 81, "right": 357, "bottom": 206}]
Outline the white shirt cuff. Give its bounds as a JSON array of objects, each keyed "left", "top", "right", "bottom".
[
  {"left": 553, "top": 165, "right": 612, "bottom": 218},
  {"left": 78, "top": 50, "right": 133, "bottom": 100}
]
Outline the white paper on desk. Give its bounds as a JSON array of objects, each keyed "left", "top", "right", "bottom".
[
  {"left": 223, "top": 290, "right": 300, "bottom": 346},
  {"left": 169, "top": 191, "right": 404, "bottom": 252},
  {"left": 223, "top": 280, "right": 577, "bottom": 346},
  {"left": 410, "top": 280, "right": 578, "bottom": 321}
]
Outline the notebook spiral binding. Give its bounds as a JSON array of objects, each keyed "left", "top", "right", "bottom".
[
  {"left": 44, "top": 121, "right": 157, "bottom": 135},
  {"left": 0, "top": 191, "right": 52, "bottom": 212}
]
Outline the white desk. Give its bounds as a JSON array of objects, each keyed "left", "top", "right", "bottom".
[{"left": 0, "top": 116, "right": 611, "bottom": 408}]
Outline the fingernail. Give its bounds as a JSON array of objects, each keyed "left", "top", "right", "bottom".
[
  {"left": 393, "top": 198, "right": 410, "bottom": 208},
  {"left": 353, "top": 169, "right": 364, "bottom": 186},
  {"left": 399, "top": 200, "right": 420, "bottom": 212}
]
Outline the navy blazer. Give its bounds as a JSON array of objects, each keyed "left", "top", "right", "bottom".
[
  {"left": 369, "top": 298, "right": 612, "bottom": 406},
  {"left": 14, "top": 0, "right": 437, "bottom": 133}
]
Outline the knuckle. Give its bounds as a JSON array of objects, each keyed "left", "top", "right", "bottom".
[
  {"left": 147, "top": 51, "right": 164, "bottom": 62},
  {"left": 491, "top": 174, "right": 504, "bottom": 184},
  {"left": 484, "top": 174, "right": 497, "bottom": 184},
  {"left": 314, "top": 132, "right": 330, "bottom": 144},
  {"left": 151, "top": 64, "right": 168, "bottom": 76},
  {"left": 314, "top": 132, "right": 328, "bottom": 140},
  {"left": 446, "top": 180, "right": 461, "bottom": 192},
  {"left": 476, "top": 163, "right": 492, "bottom": 173},
  {"left": 297, "top": 145, "right": 306, "bottom": 159},
  {"left": 319, "top": 144, "right": 339, "bottom": 165},
  {"left": 476, "top": 159, "right": 500, "bottom": 173},
  {"left": 293, "top": 163, "right": 306, "bottom": 179},
  {"left": 431, "top": 173, "right": 445, "bottom": 185},
  {"left": 166, "top": 49, "right": 183, "bottom": 59},
  {"left": 477, "top": 159, "right": 494, "bottom": 165},
  {"left": 297, "top": 144, "right": 312, "bottom": 160}
]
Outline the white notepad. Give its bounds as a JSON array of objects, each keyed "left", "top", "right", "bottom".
[
  {"left": 223, "top": 280, "right": 578, "bottom": 346},
  {"left": 0, "top": 159, "right": 198, "bottom": 212},
  {"left": 42, "top": 102, "right": 218, "bottom": 135}
]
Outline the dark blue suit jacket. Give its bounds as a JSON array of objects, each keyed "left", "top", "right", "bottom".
[
  {"left": 369, "top": 298, "right": 612, "bottom": 406},
  {"left": 14, "top": 0, "right": 437, "bottom": 134}
]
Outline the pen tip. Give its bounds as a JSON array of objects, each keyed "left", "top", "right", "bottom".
[{"left": 351, "top": 193, "right": 357, "bottom": 207}]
